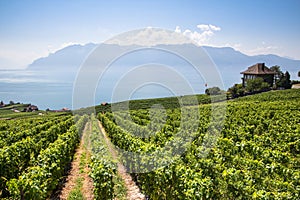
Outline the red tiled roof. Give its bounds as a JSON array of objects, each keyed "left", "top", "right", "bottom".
[{"left": 240, "top": 63, "right": 276, "bottom": 75}]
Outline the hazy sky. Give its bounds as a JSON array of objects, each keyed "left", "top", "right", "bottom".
[{"left": 1, "top": 0, "right": 300, "bottom": 69}]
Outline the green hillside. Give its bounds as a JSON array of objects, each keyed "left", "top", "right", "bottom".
[
  {"left": 98, "top": 89, "right": 300, "bottom": 199},
  {"left": 1, "top": 89, "right": 299, "bottom": 199}
]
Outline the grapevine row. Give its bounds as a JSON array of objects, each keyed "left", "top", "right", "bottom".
[
  {"left": 0, "top": 115, "right": 71, "bottom": 148},
  {"left": 99, "top": 89, "right": 300, "bottom": 199},
  {"left": 0, "top": 116, "right": 74, "bottom": 196},
  {"left": 88, "top": 114, "right": 117, "bottom": 200},
  {"left": 6, "top": 115, "right": 89, "bottom": 199}
]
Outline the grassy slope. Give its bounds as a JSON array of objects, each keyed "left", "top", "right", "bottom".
[
  {"left": 75, "top": 93, "right": 225, "bottom": 115},
  {"left": 92, "top": 89, "right": 297, "bottom": 113},
  {"left": 0, "top": 104, "right": 71, "bottom": 119}
]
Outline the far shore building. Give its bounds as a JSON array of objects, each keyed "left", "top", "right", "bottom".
[
  {"left": 23, "top": 104, "right": 39, "bottom": 112},
  {"left": 241, "top": 63, "right": 276, "bottom": 87},
  {"left": 47, "top": 107, "right": 70, "bottom": 112}
]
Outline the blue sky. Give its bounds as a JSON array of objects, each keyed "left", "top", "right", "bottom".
[{"left": 1, "top": 0, "right": 300, "bottom": 69}]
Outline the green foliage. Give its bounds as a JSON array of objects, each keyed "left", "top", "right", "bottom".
[
  {"left": 86, "top": 114, "right": 127, "bottom": 199},
  {"left": 270, "top": 66, "right": 292, "bottom": 89},
  {"left": 246, "top": 78, "right": 270, "bottom": 92},
  {"left": 7, "top": 130, "right": 78, "bottom": 199},
  {"left": 88, "top": 115, "right": 117, "bottom": 200},
  {"left": 291, "top": 80, "right": 300, "bottom": 85},
  {"left": 0, "top": 116, "right": 75, "bottom": 197},
  {"left": 205, "top": 86, "right": 222, "bottom": 95},
  {"left": 86, "top": 93, "right": 219, "bottom": 114},
  {"left": 0, "top": 104, "right": 71, "bottom": 119},
  {"left": 67, "top": 190, "right": 85, "bottom": 200},
  {"left": 277, "top": 71, "right": 292, "bottom": 89},
  {"left": 99, "top": 89, "right": 300, "bottom": 199},
  {"left": 113, "top": 174, "right": 127, "bottom": 200},
  {"left": 0, "top": 115, "right": 71, "bottom": 148},
  {"left": 227, "top": 83, "right": 244, "bottom": 98},
  {"left": 67, "top": 177, "right": 85, "bottom": 200},
  {"left": 1, "top": 90, "right": 300, "bottom": 199},
  {"left": 270, "top": 65, "right": 282, "bottom": 81},
  {"left": 79, "top": 151, "right": 86, "bottom": 173},
  {"left": 3, "top": 115, "right": 88, "bottom": 199}
]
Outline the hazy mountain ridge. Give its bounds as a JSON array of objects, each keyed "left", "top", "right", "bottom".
[
  {"left": 28, "top": 43, "right": 300, "bottom": 80},
  {"left": 2, "top": 43, "right": 299, "bottom": 109},
  {"left": 29, "top": 43, "right": 96, "bottom": 70}
]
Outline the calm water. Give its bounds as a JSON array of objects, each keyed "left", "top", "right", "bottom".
[{"left": 0, "top": 66, "right": 237, "bottom": 110}]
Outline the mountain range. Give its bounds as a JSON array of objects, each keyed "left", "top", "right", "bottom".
[
  {"left": 28, "top": 43, "right": 300, "bottom": 84},
  {"left": 1, "top": 43, "right": 299, "bottom": 109}
]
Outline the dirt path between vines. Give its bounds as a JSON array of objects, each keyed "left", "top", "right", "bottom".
[
  {"left": 97, "top": 121, "right": 146, "bottom": 200},
  {"left": 59, "top": 123, "right": 94, "bottom": 200}
]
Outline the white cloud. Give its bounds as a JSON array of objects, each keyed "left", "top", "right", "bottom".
[
  {"left": 196, "top": 24, "right": 221, "bottom": 32},
  {"left": 182, "top": 29, "right": 212, "bottom": 45},
  {"left": 197, "top": 24, "right": 210, "bottom": 31},
  {"left": 60, "top": 42, "right": 81, "bottom": 49},
  {"left": 105, "top": 28, "right": 191, "bottom": 46},
  {"left": 182, "top": 29, "right": 191, "bottom": 35},
  {"left": 104, "top": 25, "right": 221, "bottom": 47},
  {"left": 209, "top": 24, "right": 221, "bottom": 31},
  {"left": 47, "top": 42, "right": 85, "bottom": 53},
  {"left": 175, "top": 26, "right": 181, "bottom": 33},
  {"left": 178, "top": 24, "right": 221, "bottom": 46}
]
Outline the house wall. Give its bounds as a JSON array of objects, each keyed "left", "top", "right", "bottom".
[{"left": 242, "top": 74, "right": 274, "bottom": 87}]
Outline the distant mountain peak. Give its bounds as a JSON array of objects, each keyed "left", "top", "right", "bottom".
[{"left": 27, "top": 43, "right": 300, "bottom": 81}]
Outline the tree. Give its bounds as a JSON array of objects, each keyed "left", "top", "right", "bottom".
[
  {"left": 228, "top": 83, "right": 244, "bottom": 98},
  {"left": 270, "top": 65, "right": 283, "bottom": 81},
  {"left": 284, "top": 71, "right": 292, "bottom": 88},
  {"left": 277, "top": 71, "right": 292, "bottom": 89},
  {"left": 298, "top": 71, "right": 300, "bottom": 77},
  {"left": 205, "top": 87, "right": 221, "bottom": 95},
  {"left": 270, "top": 66, "right": 292, "bottom": 89},
  {"left": 246, "top": 78, "right": 270, "bottom": 92},
  {"left": 9, "top": 100, "right": 14, "bottom": 105},
  {"left": 270, "top": 65, "right": 283, "bottom": 89}
]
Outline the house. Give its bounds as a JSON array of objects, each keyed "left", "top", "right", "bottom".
[
  {"left": 23, "top": 104, "right": 39, "bottom": 112},
  {"left": 241, "top": 63, "right": 276, "bottom": 87}
]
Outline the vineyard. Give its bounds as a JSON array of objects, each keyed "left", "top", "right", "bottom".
[
  {"left": 0, "top": 113, "right": 88, "bottom": 199},
  {"left": 0, "top": 89, "right": 299, "bottom": 199},
  {"left": 98, "top": 89, "right": 300, "bottom": 199}
]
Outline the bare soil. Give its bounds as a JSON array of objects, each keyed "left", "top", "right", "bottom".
[
  {"left": 59, "top": 123, "right": 94, "bottom": 200},
  {"left": 57, "top": 120, "right": 145, "bottom": 200},
  {"left": 98, "top": 121, "right": 146, "bottom": 200}
]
